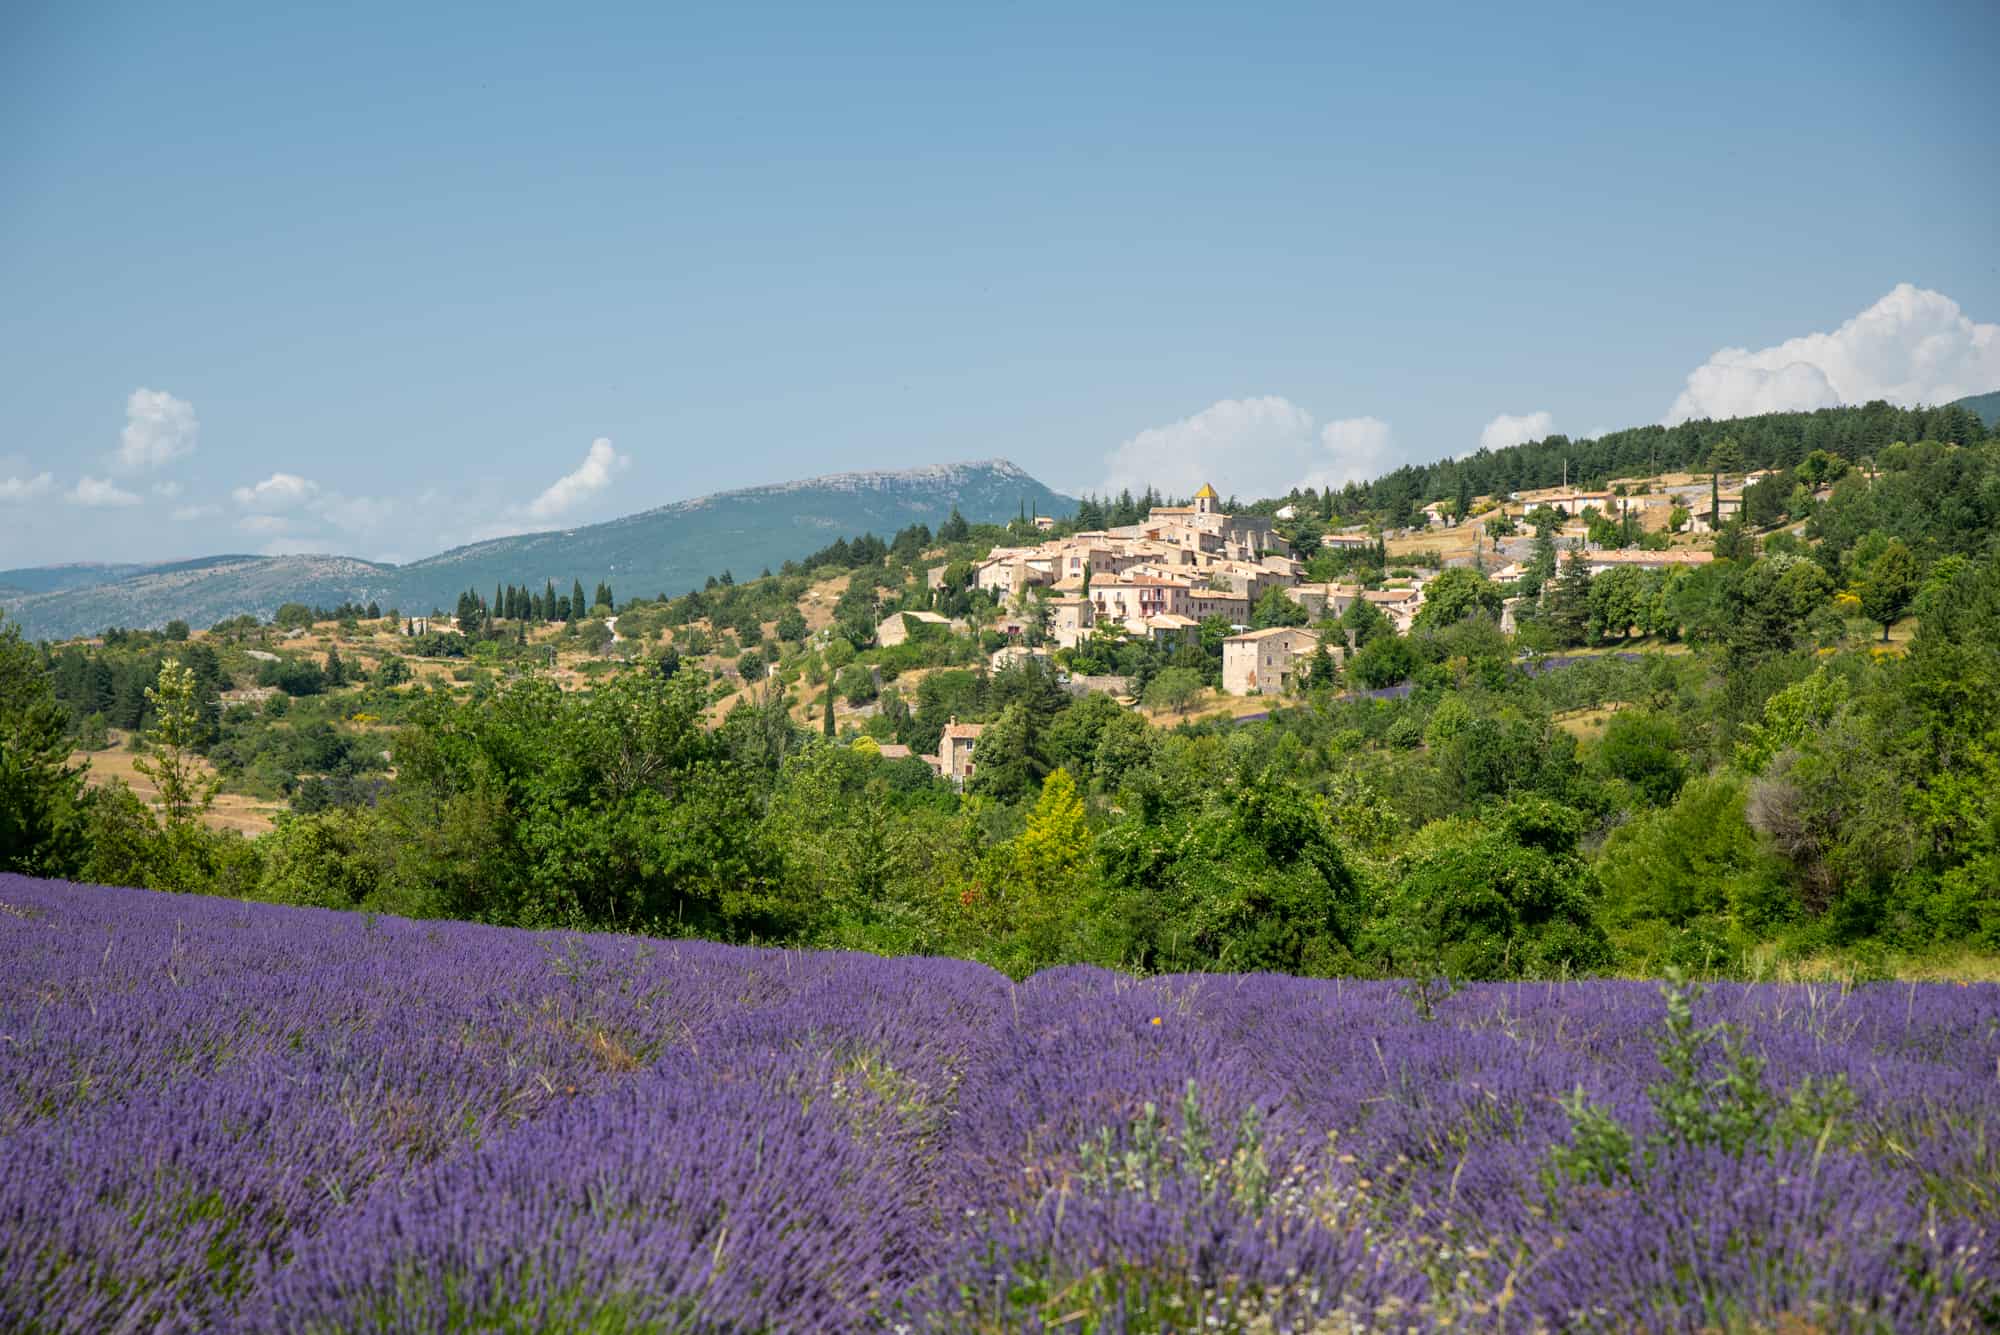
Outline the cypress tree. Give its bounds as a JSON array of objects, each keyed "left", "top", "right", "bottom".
[
  {"left": 545, "top": 580, "right": 558, "bottom": 622},
  {"left": 571, "top": 579, "right": 586, "bottom": 623},
  {"left": 823, "top": 687, "right": 836, "bottom": 738}
]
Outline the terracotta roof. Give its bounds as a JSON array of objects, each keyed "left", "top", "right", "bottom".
[
  {"left": 1224, "top": 626, "right": 1319, "bottom": 643},
  {"left": 942, "top": 721, "right": 986, "bottom": 741},
  {"left": 876, "top": 744, "right": 913, "bottom": 759}
]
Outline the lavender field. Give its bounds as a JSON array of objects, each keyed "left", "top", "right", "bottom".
[{"left": 1, "top": 874, "right": 1995, "bottom": 1332}]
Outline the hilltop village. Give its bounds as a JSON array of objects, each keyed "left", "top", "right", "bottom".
[{"left": 8, "top": 401, "right": 2000, "bottom": 994}]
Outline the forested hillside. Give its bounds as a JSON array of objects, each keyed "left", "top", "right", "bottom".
[{"left": 1306, "top": 399, "right": 1992, "bottom": 527}]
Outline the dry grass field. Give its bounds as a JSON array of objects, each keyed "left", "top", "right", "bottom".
[{"left": 68, "top": 743, "right": 284, "bottom": 837}]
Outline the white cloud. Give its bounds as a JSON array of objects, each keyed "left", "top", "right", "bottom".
[
  {"left": 528, "top": 438, "right": 627, "bottom": 521},
  {"left": 0, "top": 472, "right": 54, "bottom": 502},
  {"left": 116, "top": 388, "right": 198, "bottom": 472},
  {"left": 1479, "top": 410, "right": 1556, "bottom": 452},
  {"left": 1101, "top": 397, "right": 1399, "bottom": 498},
  {"left": 232, "top": 472, "right": 318, "bottom": 510},
  {"left": 170, "top": 503, "right": 221, "bottom": 522},
  {"left": 1302, "top": 417, "right": 1398, "bottom": 490},
  {"left": 236, "top": 514, "right": 291, "bottom": 535},
  {"left": 153, "top": 480, "right": 183, "bottom": 499},
  {"left": 1665, "top": 283, "right": 2000, "bottom": 425},
  {"left": 67, "top": 476, "right": 142, "bottom": 507}
]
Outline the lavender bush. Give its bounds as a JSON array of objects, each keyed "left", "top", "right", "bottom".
[{"left": 1, "top": 873, "right": 1994, "bottom": 1332}]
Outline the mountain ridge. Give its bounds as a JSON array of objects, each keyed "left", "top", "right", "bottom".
[{"left": 1, "top": 460, "right": 1071, "bottom": 641}]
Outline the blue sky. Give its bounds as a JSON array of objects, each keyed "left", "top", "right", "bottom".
[{"left": 3, "top": 0, "right": 1997, "bottom": 566}]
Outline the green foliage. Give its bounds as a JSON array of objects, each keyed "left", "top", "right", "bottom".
[
  {"left": 1411, "top": 567, "right": 1501, "bottom": 631},
  {"left": 1348, "top": 632, "right": 1415, "bottom": 688},
  {"left": 1594, "top": 708, "right": 1686, "bottom": 805},
  {"left": 1366, "top": 798, "right": 1611, "bottom": 980},
  {"left": 1856, "top": 536, "right": 1918, "bottom": 640},
  {"left": 1142, "top": 666, "right": 1204, "bottom": 716},
  {"left": 0, "top": 615, "right": 89, "bottom": 876},
  {"left": 1093, "top": 772, "right": 1367, "bottom": 977},
  {"left": 1597, "top": 776, "right": 1793, "bottom": 967},
  {"left": 1250, "top": 584, "right": 1308, "bottom": 628}
]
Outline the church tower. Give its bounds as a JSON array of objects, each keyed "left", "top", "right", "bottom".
[{"left": 1194, "top": 482, "right": 1218, "bottom": 516}]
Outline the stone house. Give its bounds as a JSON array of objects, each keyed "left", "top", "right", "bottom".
[
  {"left": 1222, "top": 626, "right": 1323, "bottom": 696},
  {"left": 936, "top": 718, "right": 984, "bottom": 788}
]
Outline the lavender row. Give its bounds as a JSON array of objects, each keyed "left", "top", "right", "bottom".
[{"left": 2, "top": 873, "right": 1994, "bottom": 1331}]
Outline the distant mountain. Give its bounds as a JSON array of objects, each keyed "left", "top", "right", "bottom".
[
  {"left": 389, "top": 459, "right": 1072, "bottom": 613},
  {"left": 1953, "top": 390, "right": 2000, "bottom": 429},
  {"left": 0, "top": 555, "right": 398, "bottom": 642},
  {"left": 1, "top": 460, "right": 1072, "bottom": 641},
  {"left": 0, "top": 563, "right": 155, "bottom": 598}
]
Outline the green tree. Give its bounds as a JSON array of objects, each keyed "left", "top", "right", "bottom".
[
  {"left": 1707, "top": 437, "right": 1746, "bottom": 478},
  {"left": 1251, "top": 583, "right": 1309, "bottom": 628},
  {"left": 1367, "top": 798, "right": 1610, "bottom": 980},
  {"left": 1596, "top": 708, "right": 1687, "bottom": 805},
  {"left": 1143, "top": 666, "right": 1205, "bottom": 717},
  {"left": 1339, "top": 594, "right": 1389, "bottom": 649},
  {"left": 1305, "top": 639, "right": 1338, "bottom": 693},
  {"left": 1003, "top": 767, "right": 1091, "bottom": 967},
  {"left": 1857, "top": 538, "right": 1918, "bottom": 641},
  {"left": 1348, "top": 632, "right": 1416, "bottom": 688},
  {"left": 274, "top": 602, "right": 316, "bottom": 630},
  {"left": 968, "top": 702, "right": 1048, "bottom": 803},
  {"left": 939, "top": 506, "right": 970, "bottom": 543},
  {"left": 1587, "top": 566, "right": 1645, "bottom": 640},
  {"left": 0, "top": 615, "right": 89, "bottom": 875},
  {"left": 324, "top": 642, "right": 347, "bottom": 687},
  {"left": 1412, "top": 567, "right": 1501, "bottom": 631},
  {"left": 131, "top": 659, "right": 226, "bottom": 893},
  {"left": 822, "top": 685, "right": 836, "bottom": 738},
  {"left": 1544, "top": 550, "right": 1594, "bottom": 646}
]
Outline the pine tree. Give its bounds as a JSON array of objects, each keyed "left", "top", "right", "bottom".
[
  {"left": 1455, "top": 472, "right": 1474, "bottom": 523},
  {"left": 324, "top": 643, "right": 346, "bottom": 687},
  {"left": 1546, "top": 549, "right": 1595, "bottom": 647}
]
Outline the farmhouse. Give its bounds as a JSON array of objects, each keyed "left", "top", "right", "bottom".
[
  {"left": 1222, "top": 626, "right": 1324, "bottom": 697},
  {"left": 933, "top": 718, "right": 984, "bottom": 789}
]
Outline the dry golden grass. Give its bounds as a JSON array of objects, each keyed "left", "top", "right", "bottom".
[
  {"left": 1551, "top": 703, "right": 1629, "bottom": 740},
  {"left": 69, "top": 744, "right": 283, "bottom": 836},
  {"left": 1742, "top": 944, "right": 2000, "bottom": 985}
]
